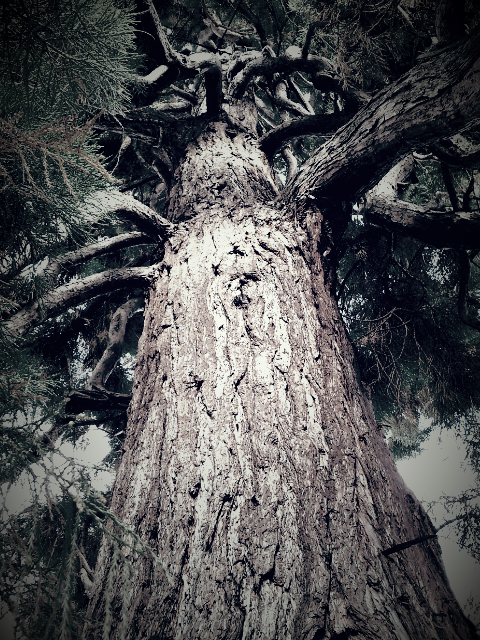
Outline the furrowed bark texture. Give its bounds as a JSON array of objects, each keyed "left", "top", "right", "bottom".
[{"left": 85, "top": 129, "right": 475, "bottom": 640}]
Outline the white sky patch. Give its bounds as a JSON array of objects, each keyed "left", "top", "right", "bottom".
[{"left": 397, "top": 424, "right": 480, "bottom": 612}]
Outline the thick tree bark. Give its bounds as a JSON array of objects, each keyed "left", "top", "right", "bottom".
[{"left": 85, "top": 127, "right": 476, "bottom": 640}]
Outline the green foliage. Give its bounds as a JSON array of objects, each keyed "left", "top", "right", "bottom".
[
  {"left": 338, "top": 221, "right": 480, "bottom": 442},
  {"left": 0, "top": 0, "right": 139, "bottom": 125}
]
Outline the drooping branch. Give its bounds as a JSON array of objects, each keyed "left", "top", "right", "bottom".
[
  {"left": 228, "top": 50, "right": 335, "bottom": 99},
  {"left": 259, "top": 112, "right": 349, "bottom": 158},
  {"left": 21, "top": 232, "right": 154, "bottom": 283},
  {"left": 283, "top": 26, "right": 480, "bottom": 205},
  {"left": 302, "top": 21, "right": 323, "bottom": 59},
  {"left": 430, "top": 138, "right": 480, "bottom": 169},
  {"left": 85, "top": 191, "right": 176, "bottom": 237},
  {"left": 4, "top": 266, "right": 154, "bottom": 337},
  {"left": 86, "top": 297, "right": 143, "bottom": 391},
  {"left": 457, "top": 250, "right": 480, "bottom": 331},
  {"left": 364, "top": 196, "right": 480, "bottom": 250},
  {"left": 274, "top": 79, "right": 311, "bottom": 117}
]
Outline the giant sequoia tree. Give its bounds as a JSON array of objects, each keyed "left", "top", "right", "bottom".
[{"left": 3, "top": 0, "right": 480, "bottom": 638}]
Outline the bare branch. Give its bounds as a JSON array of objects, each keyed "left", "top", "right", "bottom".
[
  {"left": 17, "top": 232, "right": 154, "bottom": 285},
  {"left": 302, "top": 21, "right": 323, "bottom": 59},
  {"left": 259, "top": 112, "right": 349, "bottom": 158},
  {"left": 4, "top": 266, "right": 154, "bottom": 337},
  {"left": 288, "top": 77, "right": 315, "bottom": 115},
  {"left": 275, "top": 80, "right": 311, "bottom": 117},
  {"left": 119, "top": 174, "right": 158, "bottom": 193},
  {"left": 145, "top": 0, "right": 181, "bottom": 66},
  {"left": 431, "top": 139, "right": 480, "bottom": 169},
  {"left": 169, "top": 86, "right": 198, "bottom": 105},
  {"left": 364, "top": 196, "right": 480, "bottom": 250},
  {"left": 283, "top": 27, "right": 480, "bottom": 204},
  {"left": 382, "top": 533, "right": 437, "bottom": 556},
  {"left": 229, "top": 51, "right": 334, "bottom": 99},
  {"left": 61, "top": 232, "right": 153, "bottom": 263},
  {"left": 254, "top": 92, "right": 275, "bottom": 122},
  {"left": 134, "top": 65, "right": 170, "bottom": 86},
  {"left": 281, "top": 144, "right": 298, "bottom": 182},
  {"left": 65, "top": 388, "right": 132, "bottom": 414},
  {"left": 87, "top": 298, "right": 143, "bottom": 391},
  {"left": 85, "top": 191, "right": 176, "bottom": 237}
]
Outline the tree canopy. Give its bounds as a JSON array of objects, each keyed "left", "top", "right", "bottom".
[{"left": 1, "top": 0, "right": 480, "bottom": 637}]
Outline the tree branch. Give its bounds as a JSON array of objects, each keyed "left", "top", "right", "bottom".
[
  {"left": 87, "top": 298, "right": 142, "bottom": 391},
  {"left": 65, "top": 389, "right": 132, "bottom": 414},
  {"left": 430, "top": 139, "right": 480, "bottom": 169},
  {"left": 259, "top": 112, "right": 349, "bottom": 158},
  {"left": 169, "top": 86, "right": 198, "bottom": 105},
  {"left": 435, "top": 0, "right": 466, "bottom": 45},
  {"left": 283, "top": 26, "right": 480, "bottom": 204},
  {"left": 302, "top": 21, "right": 323, "bottom": 58},
  {"left": 203, "top": 61, "right": 223, "bottom": 116},
  {"left": 274, "top": 80, "right": 311, "bottom": 117},
  {"left": 288, "top": 77, "right": 315, "bottom": 115},
  {"left": 56, "top": 232, "right": 153, "bottom": 274},
  {"left": 281, "top": 144, "right": 298, "bottom": 182},
  {"left": 382, "top": 533, "right": 438, "bottom": 557},
  {"left": 382, "top": 513, "right": 469, "bottom": 556},
  {"left": 145, "top": 0, "right": 182, "bottom": 66},
  {"left": 119, "top": 174, "right": 159, "bottom": 192},
  {"left": 228, "top": 51, "right": 335, "bottom": 99},
  {"left": 4, "top": 266, "right": 154, "bottom": 337},
  {"left": 85, "top": 191, "right": 176, "bottom": 237},
  {"left": 364, "top": 196, "right": 480, "bottom": 250}
]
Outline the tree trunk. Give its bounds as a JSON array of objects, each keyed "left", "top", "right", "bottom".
[{"left": 85, "top": 124, "right": 476, "bottom": 640}]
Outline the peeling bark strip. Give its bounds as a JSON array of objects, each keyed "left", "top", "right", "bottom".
[{"left": 85, "top": 133, "right": 475, "bottom": 640}]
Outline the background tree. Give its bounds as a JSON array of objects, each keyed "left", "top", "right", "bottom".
[{"left": 2, "top": 0, "right": 480, "bottom": 638}]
